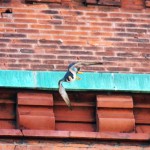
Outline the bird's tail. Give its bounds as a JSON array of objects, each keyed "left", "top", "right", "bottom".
[{"left": 58, "top": 80, "right": 72, "bottom": 110}]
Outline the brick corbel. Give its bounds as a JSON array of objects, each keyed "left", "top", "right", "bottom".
[
  {"left": 96, "top": 95, "right": 135, "bottom": 133},
  {"left": 17, "top": 92, "right": 55, "bottom": 130}
]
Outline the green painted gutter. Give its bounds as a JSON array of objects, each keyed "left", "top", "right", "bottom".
[{"left": 0, "top": 70, "right": 150, "bottom": 93}]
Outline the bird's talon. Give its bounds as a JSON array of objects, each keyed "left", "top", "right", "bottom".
[
  {"left": 76, "top": 76, "right": 81, "bottom": 80},
  {"left": 78, "top": 71, "right": 83, "bottom": 74}
]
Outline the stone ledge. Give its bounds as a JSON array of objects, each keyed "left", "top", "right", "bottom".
[
  {"left": 0, "top": 70, "right": 150, "bottom": 93},
  {"left": 0, "top": 129, "right": 148, "bottom": 141}
]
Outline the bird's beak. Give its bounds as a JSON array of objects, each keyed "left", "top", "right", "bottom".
[{"left": 77, "top": 71, "right": 83, "bottom": 74}]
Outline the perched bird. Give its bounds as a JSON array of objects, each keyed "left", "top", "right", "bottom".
[{"left": 58, "top": 61, "right": 103, "bottom": 110}]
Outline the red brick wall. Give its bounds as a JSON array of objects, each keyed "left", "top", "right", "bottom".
[
  {"left": 0, "top": 1, "right": 150, "bottom": 73},
  {"left": 0, "top": 1, "right": 150, "bottom": 149},
  {"left": 0, "top": 139, "right": 149, "bottom": 150}
]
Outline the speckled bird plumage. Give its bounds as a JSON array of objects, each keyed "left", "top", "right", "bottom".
[{"left": 58, "top": 61, "right": 103, "bottom": 110}]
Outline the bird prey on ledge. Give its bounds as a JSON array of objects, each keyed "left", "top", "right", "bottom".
[{"left": 58, "top": 61, "right": 103, "bottom": 110}]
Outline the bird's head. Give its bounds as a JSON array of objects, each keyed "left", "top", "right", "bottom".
[
  {"left": 68, "top": 63, "right": 79, "bottom": 72},
  {"left": 74, "top": 66, "right": 80, "bottom": 72}
]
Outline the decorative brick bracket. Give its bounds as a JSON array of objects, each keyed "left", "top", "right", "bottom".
[
  {"left": 96, "top": 95, "right": 135, "bottom": 133},
  {"left": 17, "top": 92, "right": 55, "bottom": 130},
  {"left": 0, "top": 88, "right": 149, "bottom": 141}
]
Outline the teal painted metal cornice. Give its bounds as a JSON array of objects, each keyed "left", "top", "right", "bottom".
[{"left": 0, "top": 70, "right": 150, "bottom": 93}]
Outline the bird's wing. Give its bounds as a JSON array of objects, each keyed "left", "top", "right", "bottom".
[
  {"left": 58, "top": 80, "right": 72, "bottom": 110},
  {"left": 69, "top": 61, "right": 103, "bottom": 70}
]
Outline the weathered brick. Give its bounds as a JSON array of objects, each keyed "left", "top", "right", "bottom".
[
  {"left": 38, "top": 20, "right": 62, "bottom": 25},
  {"left": 78, "top": 56, "right": 98, "bottom": 60},
  {"left": 117, "top": 52, "right": 138, "bottom": 57},
  {"left": 27, "top": 35, "right": 51, "bottom": 40},
  {"left": 64, "top": 20, "right": 85, "bottom": 25},
  {"left": 103, "top": 37, "right": 124, "bottom": 42},
  {"left": 45, "top": 50, "right": 68, "bottom": 54},
  {"left": 121, "top": 0, "right": 145, "bottom": 9},
  {"left": 14, "top": 145, "right": 27, "bottom": 150},
  {"left": 39, "top": 39, "right": 62, "bottom": 44},
  {"left": 18, "top": 59, "right": 41, "bottom": 63},
  {"left": 86, "top": 12, "right": 108, "bottom": 17},
  {"left": 30, "top": 64, "right": 54, "bottom": 70},
  {"left": 103, "top": 57, "right": 127, "bottom": 61},
  {"left": 0, "top": 0, "right": 149, "bottom": 75},
  {"left": 43, "top": 60, "right": 64, "bottom": 64},
  {"left": 113, "top": 42, "right": 138, "bottom": 47},
  {"left": 14, "top": 19, "right": 37, "bottom": 23},
  {"left": 60, "top": 10, "right": 83, "bottom": 15},
  {"left": 116, "top": 33, "right": 137, "bottom": 37},
  {"left": 95, "top": 51, "right": 115, "bottom": 56},
  {"left": 41, "top": 10, "right": 59, "bottom": 14},
  {"left": 127, "top": 38, "right": 149, "bottom": 43},
  {"left": 90, "top": 22, "right": 112, "bottom": 26},
  {"left": 110, "top": 13, "right": 132, "bottom": 18},
  {"left": 91, "top": 32, "right": 113, "bottom": 37},
  {"left": 14, "top": 14, "right": 51, "bottom": 20},
  {"left": 9, "top": 44, "right": 32, "bottom": 49},
  {"left": 20, "top": 49, "right": 35, "bottom": 53},
  {"left": 35, "top": 45, "right": 58, "bottom": 49},
  {"left": 39, "top": 30, "right": 64, "bottom": 34},
  {"left": 0, "top": 39, "right": 11, "bottom": 42},
  {"left": 132, "top": 68, "right": 150, "bottom": 73},
  {"left": 101, "top": 17, "right": 123, "bottom": 22},
  {"left": 64, "top": 31, "right": 87, "bottom": 36},
  {"left": 57, "top": 56, "right": 77, "bottom": 60},
  {"left": 8, "top": 54, "right": 31, "bottom": 58},
  {"left": 138, "top": 43, "right": 150, "bottom": 48},
  {"left": 17, "top": 39, "right": 38, "bottom": 44},
  {"left": 16, "top": 29, "right": 39, "bottom": 34},
  {"left": 70, "top": 51, "right": 93, "bottom": 55},
  {"left": 0, "top": 18, "right": 12, "bottom": 23},
  {"left": 63, "top": 40, "right": 87, "bottom": 45},
  {"left": 3, "top": 33, "right": 26, "bottom": 38},
  {"left": 127, "top": 29, "right": 147, "bottom": 33},
  {"left": 30, "top": 24, "right": 52, "bottom": 29},
  {"left": 106, "top": 67, "right": 130, "bottom": 72},
  {"left": 60, "top": 46, "right": 82, "bottom": 50},
  {"left": 0, "top": 49, "right": 18, "bottom": 52},
  {"left": 33, "top": 54, "right": 56, "bottom": 59},
  {"left": 55, "top": 25, "right": 77, "bottom": 30},
  {"left": 116, "top": 23, "right": 137, "bottom": 28},
  {"left": 8, "top": 64, "right": 30, "bottom": 68},
  {"left": 53, "top": 35, "right": 77, "bottom": 41},
  {"left": 14, "top": 8, "right": 35, "bottom": 13},
  {"left": 102, "top": 27, "right": 125, "bottom": 32},
  {"left": 0, "top": 43, "right": 7, "bottom": 48}
]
